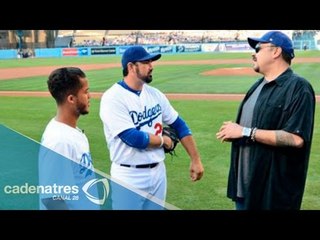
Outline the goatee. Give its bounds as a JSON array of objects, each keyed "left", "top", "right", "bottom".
[{"left": 143, "top": 76, "right": 152, "bottom": 83}]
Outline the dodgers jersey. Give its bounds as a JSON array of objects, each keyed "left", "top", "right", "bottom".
[
  {"left": 39, "top": 118, "right": 98, "bottom": 210},
  {"left": 100, "top": 82, "right": 178, "bottom": 165}
]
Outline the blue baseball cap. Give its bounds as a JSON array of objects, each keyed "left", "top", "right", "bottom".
[
  {"left": 121, "top": 46, "right": 161, "bottom": 69},
  {"left": 248, "top": 31, "right": 295, "bottom": 59}
]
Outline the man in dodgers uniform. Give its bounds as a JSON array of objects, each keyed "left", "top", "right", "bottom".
[{"left": 99, "top": 46, "right": 204, "bottom": 209}]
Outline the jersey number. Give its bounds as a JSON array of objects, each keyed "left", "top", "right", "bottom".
[{"left": 154, "top": 123, "right": 162, "bottom": 136}]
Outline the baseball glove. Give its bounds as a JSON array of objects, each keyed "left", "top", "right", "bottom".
[{"left": 162, "top": 126, "right": 180, "bottom": 155}]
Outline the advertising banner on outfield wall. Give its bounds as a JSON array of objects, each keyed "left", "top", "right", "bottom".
[
  {"left": 118, "top": 46, "right": 130, "bottom": 54},
  {"left": 176, "top": 44, "right": 201, "bottom": 53},
  {"left": 201, "top": 44, "right": 219, "bottom": 52},
  {"left": 146, "top": 46, "right": 161, "bottom": 53},
  {"left": 78, "top": 48, "right": 89, "bottom": 56},
  {"left": 224, "top": 43, "right": 251, "bottom": 51},
  {"left": 91, "top": 47, "right": 116, "bottom": 55},
  {"left": 138, "top": 46, "right": 174, "bottom": 54},
  {"left": 119, "top": 46, "right": 174, "bottom": 55},
  {"left": 160, "top": 46, "right": 174, "bottom": 53},
  {"left": 62, "top": 48, "right": 78, "bottom": 56}
]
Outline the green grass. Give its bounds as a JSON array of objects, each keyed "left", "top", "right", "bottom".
[
  {"left": 1, "top": 51, "right": 320, "bottom": 94},
  {"left": 0, "top": 52, "right": 250, "bottom": 68},
  {"left": 1, "top": 96, "right": 319, "bottom": 210},
  {"left": 0, "top": 50, "right": 317, "bottom": 69},
  {"left": 0, "top": 62, "right": 318, "bottom": 94},
  {"left": 0, "top": 56, "right": 122, "bottom": 68}
]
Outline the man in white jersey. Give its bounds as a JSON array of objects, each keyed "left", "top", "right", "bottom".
[
  {"left": 39, "top": 67, "right": 99, "bottom": 210},
  {"left": 99, "top": 46, "right": 204, "bottom": 209}
]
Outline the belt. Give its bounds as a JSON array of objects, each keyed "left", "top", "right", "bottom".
[{"left": 120, "top": 163, "right": 159, "bottom": 169}]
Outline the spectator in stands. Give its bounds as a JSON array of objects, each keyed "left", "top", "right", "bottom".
[
  {"left": 234, "top": 32, "right": 240, "bottom": 41},
  {"left": 17, "top": 49, "right": 22, "bottom": 59},
  {"left": 303, "top": 43, "right": 307, "bottom": 51},
  {"left": 68, "top": 38, "right": 73, "bottom": 48}
]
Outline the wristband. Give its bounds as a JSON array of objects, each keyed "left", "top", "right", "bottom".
[
  {"left": 251, "top": 127, "right": 257, "bottom": 142},
  {"left": 159, "top": 135, "right": 164, "bottom": 148}
]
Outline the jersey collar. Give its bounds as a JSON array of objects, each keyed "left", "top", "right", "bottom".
[{"left": 117, "top": 80, "right": 141, "bottom": 96}]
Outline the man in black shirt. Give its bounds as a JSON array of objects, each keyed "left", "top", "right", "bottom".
[{"left": 216, "top": 31, "right": 315, "bottom": 210}]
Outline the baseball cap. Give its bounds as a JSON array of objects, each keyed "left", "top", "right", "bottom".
[
  {"left": 247, "top": 31, "right": 295, "bottom": 59},
  {"left": 121, "top": 46, "right": 162, "bottom": 69}
]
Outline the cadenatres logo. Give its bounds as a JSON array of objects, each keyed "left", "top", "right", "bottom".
[
  {"left": 82, "top": 178, "right": 109, "bottom": 205},
  {"left": 3, "top": 178, "right": 110, "bottom": 206}
]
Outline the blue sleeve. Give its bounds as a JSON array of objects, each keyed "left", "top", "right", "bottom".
[
  {"left": 118, "top": 128, "right": 149, "bottom": 149},
  {"left": 169, "top": 116, "right": 192, "bottom": 139}
]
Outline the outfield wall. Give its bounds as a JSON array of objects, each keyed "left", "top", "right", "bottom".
[{"left": 0, "top": 42, "right": 252, "bottom": 59}]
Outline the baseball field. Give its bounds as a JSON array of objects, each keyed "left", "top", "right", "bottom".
[{"left": 0, "top": 50, "right": 319, "bottom": 210}]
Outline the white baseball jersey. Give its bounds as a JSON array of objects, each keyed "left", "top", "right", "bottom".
[
  {"left": 39, "top": 118, "right": 99, "bottom": 210},
  {"left": 100, "top": 82, "right": 178, "bottom": 165}
]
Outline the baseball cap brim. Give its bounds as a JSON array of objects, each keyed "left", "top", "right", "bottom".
[
  {"left": 137, "top": 53, "right": 161, "bottom": 62},
  {"left": 247, "top": 37, "right": 270, "bottom": 49}
]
